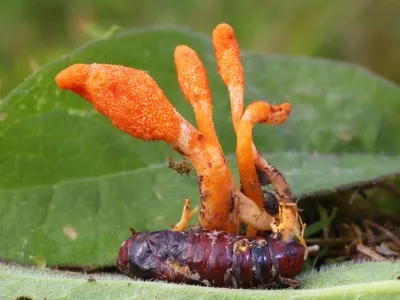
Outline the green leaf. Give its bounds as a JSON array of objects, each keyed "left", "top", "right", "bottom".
[
  {"left": 0, "top": 27, "right": 399, "bottom": 266},
  {"left": 0, "top": 261, "right": 399, "bottom": 299},
  {"left": 304, "top": 206, "right": 338, "bottom": 238}
]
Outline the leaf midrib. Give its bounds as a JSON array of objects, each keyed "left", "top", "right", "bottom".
[
  {"left": 1, "top": 264, "right": 399, "bottom": 299},
  {"left": 1, "top": 152, "right": 399, "bottom": 193}
]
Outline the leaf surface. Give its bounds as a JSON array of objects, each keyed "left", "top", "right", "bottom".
[{"left": 1, "top": 261, "right": 399, "bottom": 300}]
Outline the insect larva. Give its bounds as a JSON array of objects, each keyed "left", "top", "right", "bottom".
[{"left": 117, "top": 229, "right": 305, "bottom": 289}]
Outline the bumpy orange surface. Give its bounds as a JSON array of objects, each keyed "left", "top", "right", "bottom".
[
  {"left": 56, "top": 64, "right": 182, "bottom": 143},
  {"left": 174, "top": 45, "right": 212, "bottom": 114},
  {"left": 212, "top": 23, "right": 244, "bottom": 88}
]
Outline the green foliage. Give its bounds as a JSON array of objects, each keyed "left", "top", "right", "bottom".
[
  {"left": 1, "top": 1, "right": 400, "bottom": 98},
  {"left": 0, "top": 27, "right": 399, "bottom": 267},
  {"left": 1, "top": 261, "right": 399, "bottom": 299}
]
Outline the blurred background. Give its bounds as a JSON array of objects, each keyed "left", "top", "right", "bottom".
[{"left": 0, "top": 0, "right": 399, "bottom": 98}]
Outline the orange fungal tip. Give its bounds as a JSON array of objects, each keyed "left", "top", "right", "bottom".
[
  {"left": 55, "top": 64, "right": 90, "bottom": 88},
  {"left": 56, "top": 63, "right": 183, "bottom": 143},
  {"left": 55, "top": 64, "right": 91, "bottom": 98},
  {"left": 174, "top": 45, "right": 211, "bottom": 108},
  {"left": 174, "top": 45, "right": 193, "bottom": 60},
  {"left": 212, "top": 23, "right": 243, "bottom": 87},
  {"left": 243, "top": 102, "right": 291, "bottom": 125},
  {"left": 212, "top": 23, "right": 237, "bottom": 50}
]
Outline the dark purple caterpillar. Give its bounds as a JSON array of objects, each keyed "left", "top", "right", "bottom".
[{"left": 117, "top": 229, "right": 305, "bottom": 289}]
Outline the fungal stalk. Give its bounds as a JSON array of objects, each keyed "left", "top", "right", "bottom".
[{"left": 237, "top": 101, "right": 291, "bottom": 209}]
